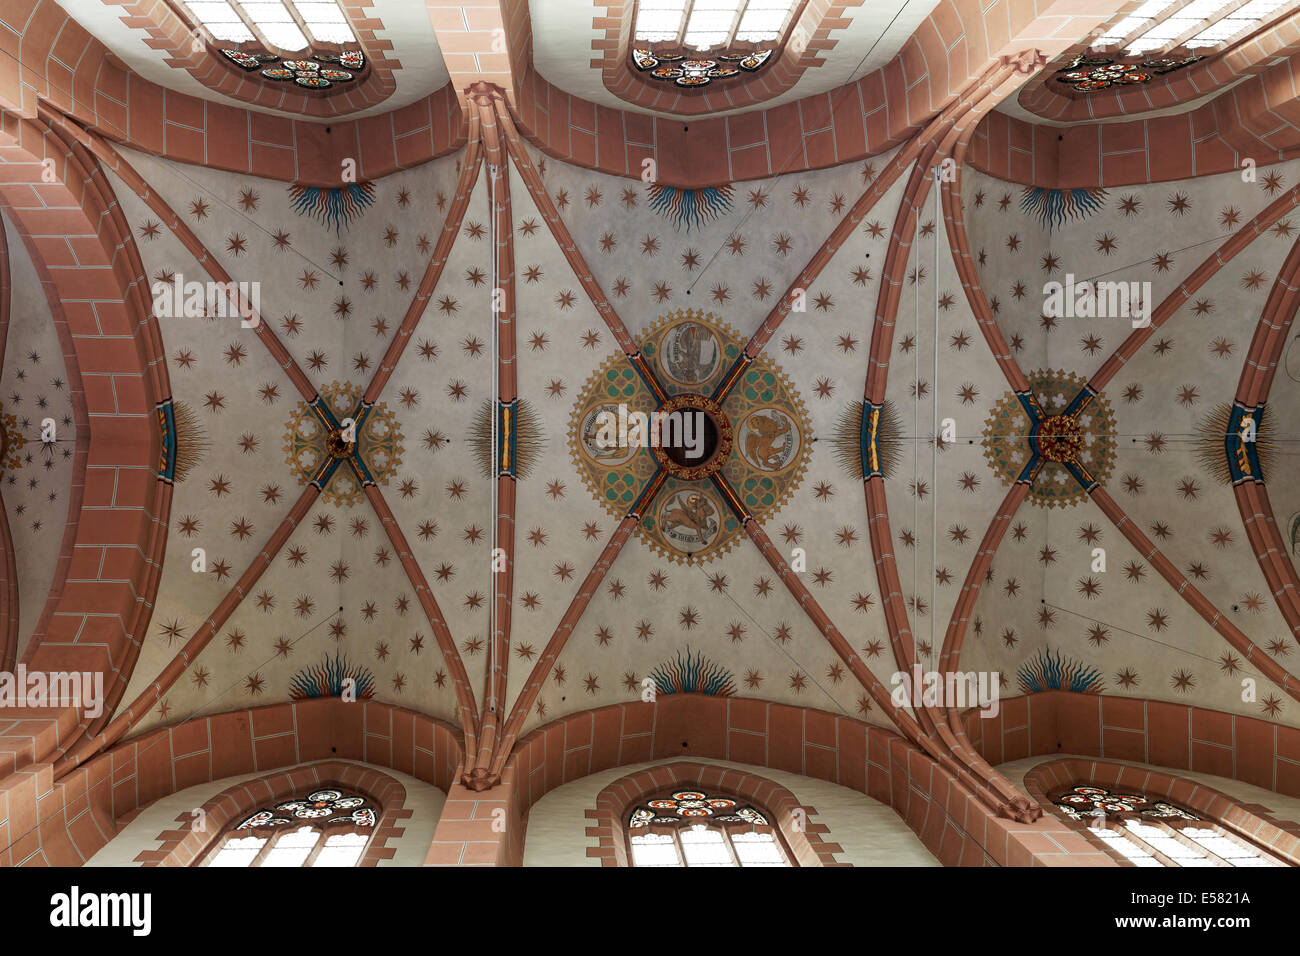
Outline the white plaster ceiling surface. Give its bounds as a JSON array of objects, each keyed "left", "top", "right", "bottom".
[
  {"left": 507, "top": 143, "right": 933, "bottom": 736},
  {"left": 960, "top": 161, "right": 1300, "bottom": 725},
  {"left": 104, "top": 144, "right": 475, "bottom": 732},
  {"left": 0, "top": 212, "right": 78, "bottom": 662}
]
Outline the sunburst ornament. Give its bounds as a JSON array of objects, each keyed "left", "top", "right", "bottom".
[
  {"left": 1017, "top": 647, "right": 1105, "bottom": 694},
  {"left": 469, "top": 399, "right": 546, "bottom": 479},
  {"left": 832, "top": 400, "right": 902, "bottom": 479},
  {"left": 287, "top": 181, "right": 376, "bottom": 233},
  {"left": 645, "top": 183, "right": 735, "bottom": 231},
  {"left": 283, "top": 381, "right": 403, "bottom": 507},
  {"left": 647, "top": 646, "right": 736, "bottom": 697},
  {"left": 156, "top": 399, "right": 208, "bottom": 484},
  {"left": 288, "top": 651, "right": 376, "bottom": 701},
  {"left": 1194, "top": 402, "right": 1272, "bottom": 484},
  {"left": 1019, "top": 186, "right": 1107, "bottom": 230}
]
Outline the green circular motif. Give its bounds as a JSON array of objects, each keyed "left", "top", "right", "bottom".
[{"left": 568, "top": 309, "right": 812, "bottom": 564}]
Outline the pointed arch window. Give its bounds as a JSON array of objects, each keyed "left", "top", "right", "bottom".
[
  {"left": 1055, "top": 0, "right": 1296, "bottom": 92},
  {"left": 1053, "top": 785, "right": 1285, "bottom": 867},
  {"left": 202, "top": 788, "right": 378, "bottom": 868},
  {"left": 627, "top": 788, "right": 792, "bottom": 866},
  {"left": 181, "top": 0, "right": 355, "bottom": 49},
  {"left": 179, "top": 1, "right": 366, "bottom": 89},
  {"left": 630, "top": 1, "right": 806, "bottom": 88},
  {"left": 1092, "top": 0, "right": 1292, "bottom": 55}
]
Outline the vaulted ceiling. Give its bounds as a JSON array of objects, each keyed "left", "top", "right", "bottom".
[{"left": 3, "top": 0, "right": 1300, "bottom": 814}]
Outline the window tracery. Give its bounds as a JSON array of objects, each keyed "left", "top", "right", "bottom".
[
  {"left": 1053, "top": 785, "right": 1284, "bottom": 867},
  {"left": 1055, "top": 52, "right": 1201, "bottom": 91},
  {"left": 627, "top": 788, "right": 790, "bottom": 866},
  {"left": 181, "top": 1, "right": 365, "bottom": 89},
  {"left": 630, "top": 0, "right": 802, "bottom": 87},
  {"left": 202, "top": 788, "right": 377, "bottom": 867}
]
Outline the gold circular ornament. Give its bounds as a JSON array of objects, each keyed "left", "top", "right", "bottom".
[
  {"left": 568, "top": 311, "right": 811, "bottom": 563},
  {"left": 981, "top": 369, "right": 1116, "bottom": 509},
  {"left": 283, "top": 381, "right": 404, "bottom": 507}
]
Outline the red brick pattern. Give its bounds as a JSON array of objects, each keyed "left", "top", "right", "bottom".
[
  {"left": 424, "top": 1, "right": 513, "bottom": 96},
  {"left": 20, "top": 0, "right": 1300, "bottom": 194},
  {"left": 101, "top": 0, "right": 402, "bottom": 118},
  {"left": 585, "top": 761, "right": 843, "bottom": 866},
  {"left": 1018, "top": 11, "right": 1300, "bottom": 123},
  {"left": 1, "top": 188, "right": 94, "bottom": 678},
  {"left": 1024, "top": 757, "right": 1300, "bottom": 865},
  {"left": 3, "top": 0, "right": 1128, "bottom": 192},
  {"left": 502, "top": 0, "right": 1112, "bottom": 185},
  {"left": 428, "top": 696, "right": 1115, "bottom": 867},
  {"left": 963, "top": 691, "right": 1300, "bottom": 798},
  {"left": 966, "top": 14, "right": 1300, "bottom": 187},
  {"left": 0, "top": 205, "right": 90, "bottom": 679},
  {"left": 588, "top": 1, "right": 863, "bottom": 117},
  {"left": 2, "top": 1, "right": 465, "bottom": 184},
  {"left": 0, "top": 113, "right": 169, "bottom": 776},
  {"left": 0, "top": 698, "right": 461, "bottom": 866},
  {"left": 138, "top": 760, "right": 411, "bottom": 866}
]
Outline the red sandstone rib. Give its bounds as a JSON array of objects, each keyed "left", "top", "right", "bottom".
[
  {"left": 851, "top": 74, "right": 1003, "bottom": 680},
  {"left": 939, "top": 81, "right": 1035, "bottom": 394},
  {"left": 493, "top": 96, "right": 665, "bottom": 399},
  {"left": 936, "top": 482, "right": 1031, "bottom": 789},
  {"left": 70, "top": 125, "right": 321, "bottom": 406},
  {"left": 1237, "top": 483, "right": 1300, "bottom": 642},
  {"left": 488, "top": 471, "right": 667, "bottom": 780},
  {"left": 367, "top": 485, "right": 482, "bottom": 773},
  {"left": 53, "top": 485, "right": 318, "bottom": 776},
  {"left": 1088, "top": 185, "right": 1300, "bottom": 392},
  {"left": 1230, "top": 241, "right": 1300, "bottom": 641},
  {"left": 852, "top": 62, "right": 1043, "bottom": 819},
  {"left": 363, "top": 108, "right": 484, "bottom": 404},
  {"left": 858, "top": 66, "right": 1017, "bottom": 691},
  {"left": 1091, "top": 486, "right": 1300, "bottom": 703},
  {"left": 734, "top": 479, "right": 1037, "bottom": 819},
  {"left": 36, "top": 113, "right": 174, "bottom": 744},
  {"left": 474, "top": 92, "right": 517, "bottom": 771}
]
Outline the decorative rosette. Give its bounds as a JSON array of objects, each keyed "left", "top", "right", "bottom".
[
  {"left": 236, "top": 789, "right": 378, "bottom": 829},
  {"left": 1053, "top": 785, "right": 1201, "bottom": 822},
  {"left": 221, "top": 50, "right": 279, "bottom": 70},
  {"left": 221, "top": 48, "right": 364, "bottom": 89},
  {"left": 628, "top": 790, "right": 769, "bottom": 828},
  {"left": 632, "top": 47, "right": 772, "bottom": 86},
  {"left": 1055, "top": 51, "right": 1199, "bottom": 92}
]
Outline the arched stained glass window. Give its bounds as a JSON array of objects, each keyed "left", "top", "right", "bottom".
[
  {"left": 1061, "top": 0, "right": 1292, "bottom": 91},
  {"left": 1053, "top": 785, "right": 1285, "bottom": 868},
  {"left": 202, "top": 788, "right": 378, "bottom": 868},
  {"left": 627, "top": 789, "right": 791, "bottom": 866},
  {"left": 179, "top": 1, "right": 366, "bottom": 90},
  {"left": 630, "top": 1, "right": 804, "bottom": 87},
  {"left": 181, "top": 0, "right": 355, "bottom": 49}
]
